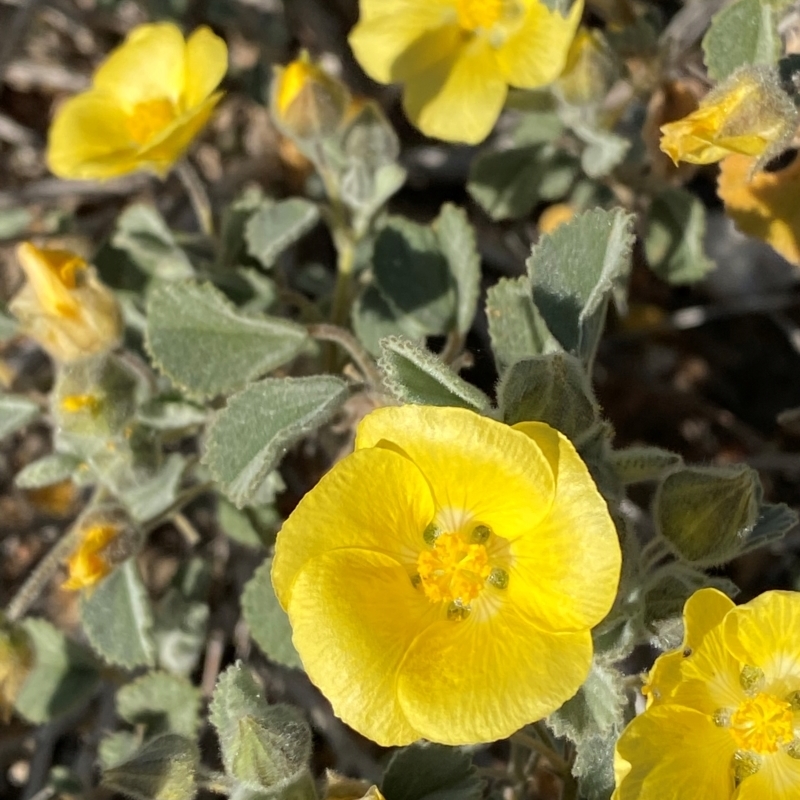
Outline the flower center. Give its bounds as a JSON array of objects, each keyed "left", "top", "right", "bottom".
[
  {"left": 128, "top": 98, "right": 176, "bottom": 145},
  {"left": 455, "top": 0, "right": 522, "bottom": 34},
  {"left": 730, "top": 693, "right": 795, "bottom": 754},
  {"left": 417, "top": 532, "right": 491, "bottom": 605}
]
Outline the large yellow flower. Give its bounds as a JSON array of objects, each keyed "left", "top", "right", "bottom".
[
  {"left": 660, "top": 68, "right": 797, "bottom": 167},
  {"left": 614, "top": 588, "right": 800, "bottom": 799},
  {"left": 272, "top": 405, "right": 621, "bottom": 746},
  {"left": 348, "top": 0, "right": 584, "bottom": 144},
  {"left": 47, "top": 23, "right": 227, "bottom": 180},
  {"left": 9, "top": 243, "right": 122, "bottom": 363}
]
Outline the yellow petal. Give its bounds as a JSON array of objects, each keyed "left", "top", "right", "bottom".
[
  {"left": 15, "top": 242, "right": 80, "bottom": 317},
  {"left": 735, "top": 750, "right": 800, "bottom": 799},
  {"left": 496, "top": 0, "right": 584, "bottom": 89},
  {"left": 271, "top": 445, "right": 435, "bottom": 609},
  {"left": 287, "top": 549, "right": 435, "bottom": 745},
  {"left": 718, "top": 153, "right": 800, "bottom": 267},
  {"left": 356, "top": 406, "right": 556, "bottom": 543},
  {"left": 613, "top": 706, "right": 735, "bottom": 800},
  {"left": 134, "top": 92, "right": 223, "bottom": 177},
  {"left": 510, "top": 421, "right": 620, "bottom": 631},
  {"left": 396, "top": 603, "right": 592, "bottom": 744},
  {"left": 723, "top": 591, "right": 800, "bottom": 687},
  {"left": 46, "top": 91, "right": 141, "bottom": 180},
  {"left": 348, "top": 0, "right": 454, "bottom": 84},
  {"left": 183, "top": 26, "right": 228, "bottom": 110},
  {"left": 93, "top": 22, "right": 186, "bottom": 108},
  {"left": 646, "top": 588, "right": 736, "bottom": 707},
  {"left": 402, "top": 38, "right": 507, "bottom": 143}
]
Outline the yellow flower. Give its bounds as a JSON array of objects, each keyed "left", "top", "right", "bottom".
[
  {"left": 717, "top": 153, "right": 800, "bottom": 267},
  {"left": 272, "top": 405, "right": 621, "bottom": 745},
  {"left": 348, "top": 0, "right": 584, "bottom": 144},
  {"left": 614, "top": 588, "right": 800, "bottom": 799},
  {"left": 47, "top": 23, "right": 227, "bottom": 180},
  {"left": 63, "top": 523, "right": 122, "bottom": 591},
  {"left": 659, "top": 68, "right": 797, "bottom": 166},
  {"left": 271, "top": 52, "right": 350, "bottom": 141},
  {"left": 9, "top": 243, "right": 122, "bottom": 363}
]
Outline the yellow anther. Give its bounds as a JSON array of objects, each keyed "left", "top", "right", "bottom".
[
  {"left": 416, "top": 532, "right": 492, "bottom": 605},
  {"left": 61, "top": 393, "right": 101, "bottom": 414},
  {"left": 455, "top": 0, "right": 522, "bottom": 33},
  {"left": 730, "top": 693, "right": 795, "bottom": 754}
]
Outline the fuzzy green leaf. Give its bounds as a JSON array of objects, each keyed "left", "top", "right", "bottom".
[
  {"left": 14, "top": 453, "right": 82, "bottom": 489},
  {"left": 218, "top": 498, "right": 277, "bottom": 549},
  {"left": 81, "top": 560, "right": 156, "bottom": 669},
  {"left": 146, "top": 280, "right": 308, "bottom": 399},
  {"left": 703, "top": 0, "right": 780, "bottom": 80},
  {"left": 210, "top": 662, "right": 312, "bottom": 792},
  {"left": 609, "top": 446, "right": 683, "bottom": 485},
  {"left": 372, "top": 218, "right": 456, "bottom": 336},
  {"left": 433, "top": 204, "right": 481, "bottom": 335},
  {"left": 0, "top": 394, "right": 40, "bottom": 441},
  {"left": 485, "top": 277, "right": 560, "bottom": 373},
  {"left": 113, "top": 204, "right": 194, "bottom": 280},
  {"left": 119, "top": 453, "right": 187, "bottom": 524},
  {"left": 137, "top": 397, "right": 207, "bottom": 431},
  {"left": 527, "top": 208, "right": 634, "bottom": 365},
  {"left": 204, "top": 376, "right": 349, "bottom": 508},
  {"left": 99, "top": 732, "right": 143, "bottom": 770},
  {"left": 242, "top": 557, "right": 302, "bottom": 670},
  {"left": 655, "top": 465, "right": 761, "bottom": 565},
  {"left": 14, "top": 618, "right": 100, "bottom": 724},
  {"left": 245, "top": 199, "right": 320, "bottom": 270},
  {"left": 381, "top": 743, "right": 483, "bottom": 800},
  {"left": 118, "top": 671, "right": 202, "bottom": 738},
  {"left": 468, "top": 145, "right": 578, "bottom": 221},
  {"left": 352, "top": 285, "right": 426, "bottom": 357},
  {"left": 498, "top": 353, "right": 600, "bottom": 442},
  {"left": 378, "top": 337, "right": 492, "bottom": 412},
  {"left": 646, "top": 188, "right": 715, "bottom": 285},
  {"left": 101, "top": 733, "right": 198, "bottom": 800}
]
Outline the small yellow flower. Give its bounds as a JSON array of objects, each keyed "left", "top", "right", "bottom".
[
  {"left": 9, "top": 243, "right": 122, "bottom": 363},
  {"left": 614, "top": 588, "right": 800, "bottom": 799},
  {"left": 717, "top": 152, "right": 800, "bottom": 267},
  {"left": 659, "top": 67, "right": 797, "bottom": 166},
  {"left": 63, "top": 522, "right": 122, "bottom": 591},
  {"left": 47, "top": 23, "right": 227, "bottom": 180},
  {"left": 348, "top": 0, "right": 584, "bottom": 144},
  {"left": 272, "top": 405, "right": 621, "bottom": 745},
  {"left": 271, "top": 52, "right": 350, "bottom": 140}
]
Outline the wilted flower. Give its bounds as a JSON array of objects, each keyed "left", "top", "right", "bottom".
[
  {"left": 717, "top": 152, "right": 800, "bottom": 266},
  {"left": 660, "top": 67, "right": 797, "bottom": 166},
  {"left": 271, "top": 52, "right": 350, "bottom": 141},
  {"left": 9, "top": 243, "right": 122, "bottom": 363},
  {"left": 47, "top": 23, "right": 227, "bottom": 180},
  {"left": 349, "top": 0, "right": 584, "bottom": 144},
  {"left": 272, "top": 405, "right": 621, "bottom": 746},
  {"left": 614, "top": 588, "right": 800, "bottom": 799},
  {"left": 63, "top": 522, "right": 123, "bottom": 591}
]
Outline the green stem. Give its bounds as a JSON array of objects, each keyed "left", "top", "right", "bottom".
[
  {"left": 175, "top": 159, "right": 214, "bottom": 237},
  {"left": 509, "top": 731, "right": 571, "bottom": 776},
  {"left": 330, "top": 235, "right": 356, "bottom": 328},
  {"left": 308, "top": 323, "right": 382, "bottom": 388}
]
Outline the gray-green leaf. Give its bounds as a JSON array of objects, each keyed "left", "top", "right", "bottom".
[
  {"left": 245, "top": 199, "right": 320, "bottom": 270},
  {"left": 0, "top": 394, "right": 40, "bottom": 441},
  {"left": 203, "top": 376, "right": 349, "bottom": 508},
  {"left": 381, "top": 743, "right": 483, "bottom": 800},
  {"left": 15, "top": 453, "right": 81, "bottom": 489},
  {"left": 242, "top": 557, "right": 302, "bottom": 670},
  {"left": 145, "top": 280, "right": 308, "bottom": 399},
  {"left": 117, "top": 671, "right": 202, "bottom": 738}
]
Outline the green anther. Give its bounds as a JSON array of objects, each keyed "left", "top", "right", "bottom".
[
  {"left": 786, "top": 740, "right": 800, "bottom": 760},
  {"left": 487, "top": 567, "right": 509, "bottom": 589},
  {"left": 471, "top": 524, "right": 492, "bottom": 544},
  {"left": 786, "top": 691, "right": 800, "bottom": 712},
  {"left": 733, "top": 750, "right": 761, "bottom": 785},
  {"left": 423, "top": 523, "right": 441, "bottom": 545},
  {"left": 740, "top": 665, "right": 765, "bottom": 695},
  {"left": 713, "top": 708, "right": 732, "bottom": 728},
  {"left": 410, "top": 573, "right": 421, "bottom": 588},
  {"left": 447, "top": 601, "right": 471, "bottom": 621}
]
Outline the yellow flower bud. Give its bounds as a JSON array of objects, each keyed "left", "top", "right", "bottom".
[
  {"left": 0, "top": 620, "right": 33, "bottom": 723},
  {"left": 660, "top": 67, "right": 798, "bottom": 166},
  {"left": 539, "top": 203, "right": 576, "bottom": 234},
  {"left": 271, "top": 53, "right": 350, "bottom": 141},
  {"left": 47, "top": 23, "right": 228, "bottom": 180},
  {"left": 9, "top": 242, "right": 123, "bottom": 364}
]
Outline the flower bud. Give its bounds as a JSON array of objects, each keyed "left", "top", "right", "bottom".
[
  {"left": 325, "top": 773, "right": 386, "bottom": 800},
  {"left": 271, "top": 52, "right": 350, "bottom": 141},
  {"left": 63, "top": 509, "right": 140, "bottom": 592},
  {"left": 0, "top": 618, "right": 33, "bottom": 723},
  {"left": 9, "top": 243, "right": 123, "bottom": 364},
  {"left": 660, "top": 66, "right": 798, "bottom": 167}
]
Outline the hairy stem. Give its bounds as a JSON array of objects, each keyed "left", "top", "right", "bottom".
[
  {"left": 308, "top": 323, "right": 382, "bottom": 389},
  {"left": 175, "top": 159, "right": 214, "bottom": 237}
]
